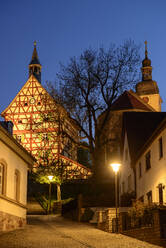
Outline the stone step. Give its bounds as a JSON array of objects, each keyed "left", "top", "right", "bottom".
[{"left": 27, "top": 197, "right": 46, "bottom": 215}]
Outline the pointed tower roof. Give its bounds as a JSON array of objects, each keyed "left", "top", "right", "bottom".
[
  {"left": 29, "top": 41, "right": 41, "bottom": 65},
  {"left": 29, "top": 41, "right": 42, "bottom": 83}
]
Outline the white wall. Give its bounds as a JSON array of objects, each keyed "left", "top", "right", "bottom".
[
  {"left": 0, "top": 198, "right": 26, "bottom": 218},
  {"left": 120, "top": 133, "right": 135, "bottom": 196},
  {"left": 0, "top": 139, "right": 28, "bottom": 218},
  {"left": 136, "top": 128, "right": 166, "bottom": 203},
  {"left": 139, "top": 94, "right": 161, "bottom": 112}
]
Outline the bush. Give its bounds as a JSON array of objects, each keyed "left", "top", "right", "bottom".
[
  {"left": 128, "top": 200, "right": 159, "bottom": 228},
  {"left": 81, "top": 208, "right": 94, "bottom": 222},
  {"left": 120, "top": 191, "right": 136, "bottom": 207}
]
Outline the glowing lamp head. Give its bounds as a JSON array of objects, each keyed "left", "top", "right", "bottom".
[
  {"left": 48, "top": 175, "right": 53, "bottom": 181},
  {"left": 110, "top": 163, "right": 121, "bottom": 173}
]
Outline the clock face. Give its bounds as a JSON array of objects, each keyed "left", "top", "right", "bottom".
[
  {"left": 142, "top": 97, "right": 149, "bottom": 103},
  {"left": 29, "top": 97, "right": 36, "bottom": 104}
]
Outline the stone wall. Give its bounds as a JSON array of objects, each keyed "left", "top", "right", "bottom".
[
  {"left": 96, "top": 208, "right": 166, "bottom": 246},
  {"left": 0, "top": 211, "right": 26, "bottom": 232},
  {"left": 97, "top": 208, "right": 117, "bottom": 233},
  {"left": 119, "top": 210, "right": 166, "bottom": 247},
  {"left": 121, "top": 227, "right": 163, "bottom": 246}
]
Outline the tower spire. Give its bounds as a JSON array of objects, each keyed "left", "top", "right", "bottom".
[
  {"left": 145, "top": 40, "right": 148, "bottom": 58},
  {"left": 141, "top": 40, "right": 152, "bottom": 81},
  {"left": 29, "top": 41, "right": 42, "bottom": 83},
  {"left": 135, "top": 41, "right": 161, "bottom": 112}
]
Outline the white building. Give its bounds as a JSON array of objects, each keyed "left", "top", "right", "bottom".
[
  {"left": 120, "top": 112, "right": 166, "bottom": 205},
  {"left": 0, "top": 122, "right": 34, "bottom": 231}
]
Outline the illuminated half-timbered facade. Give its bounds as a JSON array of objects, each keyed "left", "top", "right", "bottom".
[{"left": 1, "top": 42, "right": 91, "bottom": 179}]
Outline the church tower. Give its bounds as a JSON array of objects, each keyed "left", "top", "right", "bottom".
[
  {"left": 136, "top": 41, "right": 162, "bottom": 111},
  {"left": 29, "top": 41, "right": 42, "bottom": 83}
]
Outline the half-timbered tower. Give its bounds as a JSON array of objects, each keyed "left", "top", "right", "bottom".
[{"left": 1, "top": 42, "right": 91, "bottom": 179}]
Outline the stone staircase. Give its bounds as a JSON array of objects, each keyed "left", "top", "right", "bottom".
[{"left": 27, "top": 197, "right": 46, "bottom": 215}]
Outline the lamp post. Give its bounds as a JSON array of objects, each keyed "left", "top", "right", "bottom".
[
  {"left": 48, "top": 175, "right": 53, "bottom": 214},
  {"left": 110, "top": 163, "right": 121, "bottom": 233}
]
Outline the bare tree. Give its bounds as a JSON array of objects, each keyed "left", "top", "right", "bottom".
[{"left": 47, "top": 40, "right": 141, "bottom": 180}]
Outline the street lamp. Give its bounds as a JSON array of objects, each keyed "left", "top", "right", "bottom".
[
  {"left": 48, "top": 175, "right": 53, "bottom": 214},
  {"left": 48, "top": 175, "right": 53, "bottom": 181},
  {"left": 110, "top": 162, "right": 121, "bottom": 233}
]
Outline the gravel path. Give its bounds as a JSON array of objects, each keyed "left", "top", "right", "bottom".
[{"left": 0, "top": 216, "right": 162, "bottom": 248}]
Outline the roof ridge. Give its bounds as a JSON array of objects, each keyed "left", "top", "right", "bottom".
[
  {"left": 128, "top": 90, "right": 156, "bottom": 112},
  {"left": 111, "top": 90, "right": 154, "bottom": 111}
]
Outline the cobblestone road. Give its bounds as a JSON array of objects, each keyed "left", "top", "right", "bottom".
[{"left": 0, "top": 216, "right": 162, "bottom": 248}]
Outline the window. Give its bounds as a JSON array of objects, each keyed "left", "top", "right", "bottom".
[
  {"left": 0, "top": 163, "right": 4, "bottom": 194},
  {"left": 42, "top": 133, "right": 48, "bottom": 141},
  {"left": 14, "top": 170, "right": 20, "bottom": 202},
  {"left": 0, "top": 162, "right": 6, "bottom": 195},
  {"left": 17, "top": 135, "right": 22, "bottom": 143},
  {"left": 139, "top": 162, "right": 142, "bottom": 178},
  {"left": 159, "top": 137, "right": 163, "bottom": 159},
  {"left": 158, "top": 183, "right": 164, "bottom": 205},
  {"left": 147, "top": 190, "right": 152, "bottom": 204},
  {"left": 62, "top": 139, "right": 73, "bottom": 159},
  {"left": 145, "top": 151, "right": 151, "bottom": 171},
  {"left": 128, "top": 175, "right": 132, "bottom": 192}
]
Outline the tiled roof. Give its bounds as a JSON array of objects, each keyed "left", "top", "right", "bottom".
[{"left": 111, "top": 90, "right": 153, "bottom": 111}]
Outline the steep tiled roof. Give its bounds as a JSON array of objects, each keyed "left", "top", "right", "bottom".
[
  {"left": 111, "top": 90, "right": 154, "bottom": 111},
  {"left": 122, "top": 112, "right": 166, "bottom": 164}
]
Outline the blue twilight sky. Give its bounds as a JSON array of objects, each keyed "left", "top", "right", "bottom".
[{"left": 0, "top": 0, "right": 166, "bottom": 118}]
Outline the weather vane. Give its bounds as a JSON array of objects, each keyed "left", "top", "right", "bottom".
[{"left": 145, "top": 40, "right": 148, "bottom": 58}]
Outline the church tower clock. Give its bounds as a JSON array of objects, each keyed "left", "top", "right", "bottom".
[{"left": 136, "top": 41, "right": 162, "bottom": 111}]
